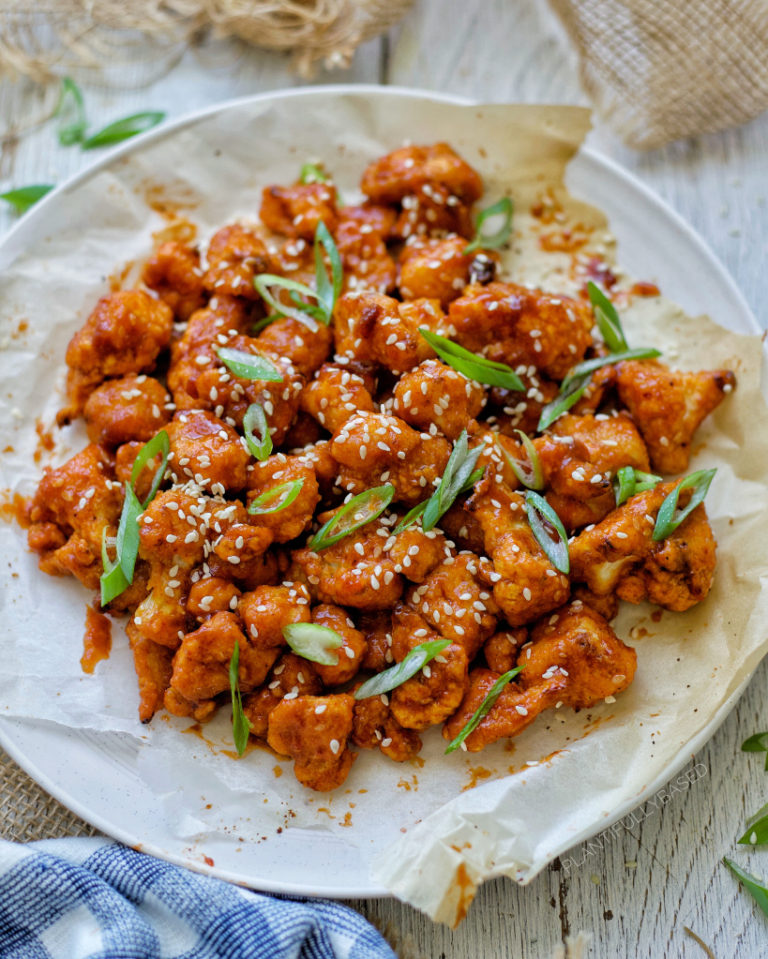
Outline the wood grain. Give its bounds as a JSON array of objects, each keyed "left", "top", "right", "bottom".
[{"left": 2, "top": 4, "right": 767, "bottom": 955}]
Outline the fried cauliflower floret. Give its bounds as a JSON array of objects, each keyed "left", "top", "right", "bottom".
[
  {"left": 167, "top": 295, "right": 250, "bottom": 409},
  {"left": 166, "top": 611, "right": 279, "bottom": 720},
  {"left": 246, "top": 454, "right": 320, "bottom": 543},
  {"left": 550, "top": 412, "right": 650, "bottom": 476},
  {"left": 260, "top": 182, "right": 337, "bottom": 240},
  {"left": 311, "top": 604, "right": 368, "bottom": 686},
  {"left": 291, "top": 522, "right": 403, "bottom": 611},
  {"left": 141, "top": 241, "right": 206, "bottom": 321},
  {"left": 443, "top": 603, "right": 636, "bottom": 751},
  {"left": 242, "top": 652, "right": 322, "bottom": 739},
  {"left": 467, "top": 479, "right": 570, "bottom": 626},
  {"left": 398, "top": 235, "right": 488, "bottom": 306},
  {"left": 337, "top": 202, "right": 397, "bottom": 240},
  {"left": 487, "top": 369, "right": 559, "bottom": 437},
  {"left": 569, "top": 481, "right": 717, "bottom": 611},
  {"left": 126, "top": 619, "right": 174, "bottom": 723},
  {"left": 392, "top": 359, "right": 485, "bottom": 440},
  {"left": 267, "top": 693, "right": 356, "bottom": 791},
  {"left": 331, "top": 411, "right": 451, "bottom": 505},
  {"left": 393, "top": 183, "right": 476, "bottom": 241},
  {"left": 254, "top": 317, "right": 333, "bottom": 379},
  {"left": 165, "top": 409, "right": 250, "bottom": 493},
  {"left": 388, "top": 605, "right": 468, "bottom": 730},
  {"left": 239, "top": 582, "right": 311, "bottom": 647},
  {"left": 336, "top": 218, "right": 397, "bottom": 294},
  {"left": 26, "top": 443, "right": 123, "bottom": 590},
  {"left": 194, "top": 335, "right": 304, "bottom": 438},
  {"left": 407, "top": 553, "right": 498, "bottom": 659},
  {"left": 448, "top": 282, "right": 593, "bottom": 381},
  {"left": 186, "top": 576, "right": 241, "bottom": 621},
  {"left": 386, "top": 525, "right": 451, "bottom": 583},
  {"left": 83, "top": 375, "right": 172, "bottom": 447},
  {"left": 61, "top": 290, "right": 173, "bottom": 420},
  {"left": 203, "top": 224, "right": 275, "bottom": 300},
  {"left": 483, "top": 627, "right": 527, "bottom": 673},
  {"left": 361, "top": 143, "right": 483, "bottom": 205},
  {"left": 533, "top": 433, "right": 615, "bottom": 531},
  {"left": 615, "top": 360, "right": 736, "bottom": 474},
  {"left": 300, "top": 362, "right": 376, "bottom": 433},
  {"left": 332, "top": 291, "right": 445, "bottom": 373},
  {"left": 352, "top": 690, "right": 422, "bottom": 762}
]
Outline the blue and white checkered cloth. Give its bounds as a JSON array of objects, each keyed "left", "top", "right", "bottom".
[{"left": 0, "top": 838, "right": 396, "bottom": 959}]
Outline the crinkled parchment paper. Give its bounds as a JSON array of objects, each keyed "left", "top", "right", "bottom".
[{"left": 1, "top": 94, "right": 767, "bottom": 924}]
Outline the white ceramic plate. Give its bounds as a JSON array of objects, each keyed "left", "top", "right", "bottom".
[{"left": 0, "top": 87, "right": 760, "bottom": 899}]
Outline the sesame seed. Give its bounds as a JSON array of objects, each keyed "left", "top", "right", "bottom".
[{"left": 329, "top": 739, "right": 340, "bottom": 755}]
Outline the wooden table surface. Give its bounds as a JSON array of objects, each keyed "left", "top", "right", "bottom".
[{"left": 2, "top": 2, "right": 767, "bottom": 956}]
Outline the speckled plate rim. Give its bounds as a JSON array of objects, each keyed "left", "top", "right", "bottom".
[{"left": 0, "top": 84, "right": 762, "bottom": 899}]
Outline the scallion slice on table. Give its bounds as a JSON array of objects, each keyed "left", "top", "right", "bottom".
[
  {"left": 309, "top": 485, "right": 395, "bottom": 551},
  {"left": 229, "top": 640, "right": 252, "bottom": 756},
  {"left": 55, "top": 77, "right": 87, "bottom": 146},
  {"left": 242, "top": 402, "right": 273, "bottom": 460},
  {"left": 587, "top": 280, "right": 628, "bottom": 352},
  {"left": 254, "top": 221, "right": 342, "bottom": 327},
  {"left": 100, "top": 429, "right": 170, "bottom": 605},
  {"left": 612, "top": 466, "right": 663, "bottom": 506},
  {"left": 299, "top": 162, "right": 329, "bottom": 184},
  {"left": 81, "top": 111, "right": 166, "bottom": 149},
  {"left": 723, "top": 858, "right": 768, "bottom": 918},
  {"left": 501, "top": 430, "right": 543, "bottom": 490},
  {"left": 248, "top": 479, "right": 304, "bottom": 516},
  {"left": 418, "top": 328, "right": 525, "bottom": 391},
  {"left": 652, "top": 468, "right": 716, "bottom": 541},
  {"left": 0, "top": 185, "right": 54, "bottom": 213},
  {"left": 445, "top": 666, "right": 524, "bottom": 753},
  {"left": 737, "top": 802, "right": 768, "bottom": 846},
  {"left": 354, "top": 639, "right": 451, "bottom": 700},
  {"left": 283, "top": 623, "right": 343, "bottom": 666},
  {"left": 215, "top": 347, "right": 283, "bottom": 382},
  {"left": 463, "top": 196, "right": 514, "bottom": 254},
  {"left": 524, "top": 490, "right": 569, "bottom": 574}
]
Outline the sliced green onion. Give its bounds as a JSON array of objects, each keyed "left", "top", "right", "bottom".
[
  {"left": 248, "top": 479, "right": 304, "bottom": 516},
  {"left": 56, "top": 77, "right": 86, "bottom": 146},
  {"left": 422, "top": 431, "right": 484, "bottom": 531},
  {"left": 418, "top": 327, "right": 524, "bottom": 392},
  {"left": 445, "top": 666, "right": 524, "bottom": 753},
  {"left": 0, "top": 185, "right": 54, "bottom": 213},
  {"left": 130, "top": 429, "right": 170, "bottom": 507},
  {"left": 723, "top": 858, "right": 768, "bottom": 918},
  {"left": 215, "top": 347, "right": 283, "bottom": 382},
  {"left": 537, "top": 375, "right": 591, "bottom": 431},
  {"left": 354, "top": 639, "right": 451, "bottom": 700},
  {"left": 464, "top": 197, "right": 514, "bottom": 255},
  {"left": 613, "top": 466, "right": 662, "bottom": 506},
  {"left": 524, "top": 490, "right": 569, "bottom": 574},
  {"left": 81, "top": 111, "right": 165, "bottom": 149},
  {"left": 742, "top": 732, "right": 768, "bottom": 753},
  {"left": 299, "top": 162, "right": 329, "bottom": 184},
  {"left": 254, "top": 222, "right": 342, "bottom": 328},
  {"left": 242, "top": 403, "right": 273, "bottom": 460},
  {"left": 313, "top": 221, "right": 343, "bottom": 324},
  {"left": 99, "top": 430, "right": 169, "bottom": 606},
  {"left": 392, "top": 500, "right": 429, "bottom": 536},
  {"left": 587, "top": 281, "right": 628, "bottom": 353},
  {"left": 229, "top": 640, "right": 252, "bottom": 756},
  {"left": 652, "top": 469, "right": 716, "bottom": 542},
  {"left": 560, "top": 347, "right": 662, "bottom": 393},
  {"left": 738, "top": 802, "right": 768, "bottom": 846},
  {"left": 502, "top": 431, "right": 543, "bottom": 490},
  {"left": 309, "top": 485, "right": 395, "bottom": 551},
  {"left": 283, "top": 622, "right": 343, "bottom": 666}
]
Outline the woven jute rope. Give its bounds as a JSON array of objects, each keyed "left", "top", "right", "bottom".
[
  {"left": 0, "top": 0, "right": 413, "bottom": 82},
  {"left": 547, "top": 0, "right": 768, "bottom": 149},
  {"left": 0, "top": 749, "right": 98, "bottom": 843}
]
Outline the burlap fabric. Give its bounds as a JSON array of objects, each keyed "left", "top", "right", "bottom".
[
  {"left": 0, "top": 750, "right": 98, "bottom": 842},
  {"left": 548, "top": 0, "right": 768, "bottom": 148}
]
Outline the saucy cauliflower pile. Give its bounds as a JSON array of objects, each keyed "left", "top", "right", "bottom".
[{"left": 25, "top": 142, "right": 735, "bottom": 792}]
